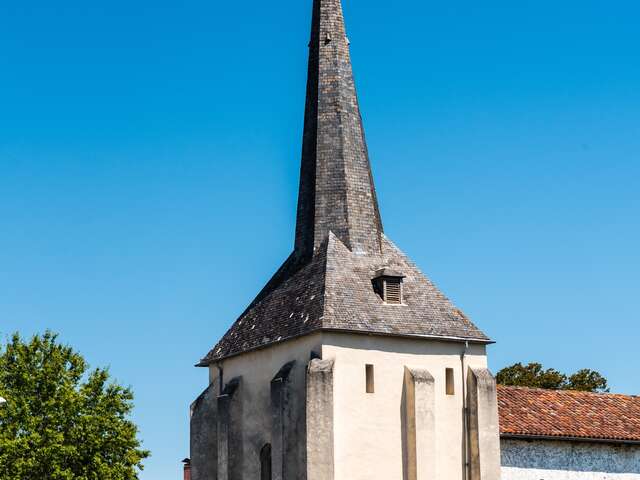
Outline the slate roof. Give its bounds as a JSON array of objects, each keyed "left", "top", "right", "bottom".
[
  {"left": 498, "top": 386, "right": 640, "bottom": 443},
  {"left": 201, "top": 233, "right": 490, "bottom": 363},
  {"left": 199, "top": 0, "right": 491, "bottom": 364}
]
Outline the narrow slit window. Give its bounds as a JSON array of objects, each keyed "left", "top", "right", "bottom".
[
  {"left": 365, "top": 364, "right": 375, "bottom": 393},
  {"left": 446, "top": 368, "right": 455, "bottom": 395},
  {"left": 260, "top": 444, "right": 272, "bottom": 480}
]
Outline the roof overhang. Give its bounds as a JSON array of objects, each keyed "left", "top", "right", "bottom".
[
  {"left": 373, "top": 268, "right": 406, "bottom": 279},
  {"left": 197, "top": 327, "right": 494, "bottom": 366},
  {"left": 501, "top": 433, "right": 640, "bottom": 446}
]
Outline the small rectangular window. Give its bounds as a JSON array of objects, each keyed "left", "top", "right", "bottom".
[
  {"left": 446, "top": 368, "right": 455, "bottom": 395},
  {"left": 365, "top": 364, "right": 375, "bottom": 393}
]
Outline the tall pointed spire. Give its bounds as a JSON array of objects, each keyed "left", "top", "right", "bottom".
[{"left": 295, "top": 0, "right": 383, "bottom": 259}]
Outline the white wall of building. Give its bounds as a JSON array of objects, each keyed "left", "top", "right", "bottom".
[
  {"left": 209, "top": 331, "right": 496, "bottom": 479},
  {"left": 322, "top": 332, "right": 488, "bottom": 480},
  {"left": 501, "top": 438, "right": 640, "bottom": 480}
]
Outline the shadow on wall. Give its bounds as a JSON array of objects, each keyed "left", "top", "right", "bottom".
[
  {"left": 401, "top": 383, "right": 408, "bottom": 480},
  {"left": 501, "top": 439, "right": 640, "bottom": 474}
]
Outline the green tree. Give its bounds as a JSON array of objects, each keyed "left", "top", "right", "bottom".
[
  {"left": 0, "top": 332, "right": 149, "bottom": 480},
  {"left": 496, "top": 362, "right": 609, "bottom": 393},
  {"left": 568, "top": 368, "right": 609, "bottom": 393}
]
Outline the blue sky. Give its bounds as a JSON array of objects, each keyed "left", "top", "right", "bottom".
[{"left": 1, "top": 0, "right": 639, "bottom": 478}]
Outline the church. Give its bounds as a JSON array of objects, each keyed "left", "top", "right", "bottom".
[{"left": 188, "top": 0, "right": 640, "bottom": 479}]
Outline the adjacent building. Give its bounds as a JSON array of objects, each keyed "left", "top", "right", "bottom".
[{"left": 498, "top": 386, "right": 640, "bottom": 479}]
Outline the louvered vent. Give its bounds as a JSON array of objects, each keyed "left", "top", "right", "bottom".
[
  {"left": 384, "top": 278, "right": 402, "bottom": 304},
  {"left": 372, "top": 268, "right": 405, "bottom": 305}
]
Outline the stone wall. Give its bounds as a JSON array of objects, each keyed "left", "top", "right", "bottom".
[
  {"left": 501, "top": 438, "right": 640, "bottom": 479},
  {"left": 190, "top": 383, "right": 218, "bottom": 480},
  {"left": 209, "top": 333, "right": 322, "bottom": 479}
]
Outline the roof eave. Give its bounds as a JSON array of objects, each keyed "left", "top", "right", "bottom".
[
  {"left": 501, "top": 433, "right": 640, "bottom": 446},
  {"left": 196, "top": 328, "right": 494, "bottom": 366}
]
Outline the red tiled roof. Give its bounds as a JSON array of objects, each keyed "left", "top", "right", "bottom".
[{"left": 497, "top": 385, "right": 640, "bottom": 443}]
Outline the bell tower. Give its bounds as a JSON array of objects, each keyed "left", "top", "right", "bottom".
[{"left": 190, "top": 1, "right": 501, "bottom": 479}]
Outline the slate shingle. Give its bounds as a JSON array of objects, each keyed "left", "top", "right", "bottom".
[{"left": 295, "top": 0, "right": 383, "bottom": 259}]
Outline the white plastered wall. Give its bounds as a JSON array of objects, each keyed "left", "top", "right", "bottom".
[{"left": 322, "top": 332, "right": 489, "bottom": 480}]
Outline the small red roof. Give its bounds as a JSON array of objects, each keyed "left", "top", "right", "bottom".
[{"left": 498, "top": 385, "right": 640, "bottom": 443}]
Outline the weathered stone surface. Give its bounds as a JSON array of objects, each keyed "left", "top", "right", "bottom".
[
  {"left": 501, "top": 438, "right": 640, "bottom": 479},
  {"left": 190, "top": 383, "right": 218, "bottom": 480},
  {"left": 271, "top": 361, "right": 299, "bottom": 480},
  {"left": 402, "top": 367, "right": 436, "bottom": 480},
  {"left": 217, "top": 377, "right": 242, "bottom": 480},
  {"left": 467, "top": 367, "right": 501, "bottom": 480},
  {"left": 306, "top": 358, "right": 334, "bottom": 480}
]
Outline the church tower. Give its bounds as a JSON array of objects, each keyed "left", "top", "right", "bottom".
[{"left": 190, "top": 0, "right": 501, "bottom": 478}]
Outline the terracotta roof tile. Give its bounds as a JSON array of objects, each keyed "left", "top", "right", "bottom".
[{"left": 498, "top": 385, "right": 640, "bottom": 443}]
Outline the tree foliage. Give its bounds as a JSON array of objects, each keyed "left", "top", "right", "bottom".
[
  {"left": 496, "top": 362, "right": 609, "bottom": 393},
  {"left": 0, "top": 332, "right": 149, "bottom": 480}
]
